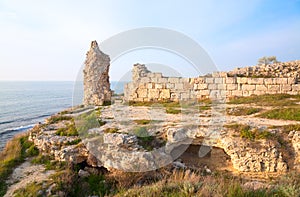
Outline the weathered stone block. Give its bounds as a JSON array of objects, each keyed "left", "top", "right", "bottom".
[
  {"left": 255, "top": 85, "right": 267, "bottom": 91},
  {"left": 214, "top": 78, "right": 224, "bottom": 84},
  {"left": 205, "top": 78, "right": 214, "bottom": 84},
  {"left": 175, "top": 83, "right": 184, "bottom": 90},
  {"left": 208, "top": 84, "right": 217, "bottom": 90},
  {"left": 231, "top": 90, "right": 243, "bottom": 96},
  {"left": 181, "top": 92, "right": 190, "bottom": 99},
  {"left": 148, "top": 89, "right": 159, "bottom": 99},
  {"left": 268, "top": 85, "right": 280, "bottom": 91},
  {"left": 281, "top": 85, "right": 292, "bottom": 91},
  {"left": 198, "top": 84, "right": 208, "bottom": 90},
  {"left": 242, "top": 84, "right": 256, "bottom": 91},
  {"left": 155, "top": 83, "right": 163, "bottom": 89},
  {"left": 166, "top": 83, "right": 175, "bottom": 89},
  {"left": 181, "top": 78, "right": 190, "bottom": 83},
  {"left": 195, "top": 77, "right": 205, "bottom": 84},
  {"left": 275, "top": 78, "right": 288, "bottom": 84},
  {"left": 158, "top": 77, "right": 168, "bottom": 83},
  {"left": 248, "top": 78, "right": 264, "bottom": 85},
  {"left": 237, "top": 77, "right": 248, "bottom": 84},
  {"left": 242, "top": 91, "right": 251, "bottom": 96},
  {"left": 140, "top": 77, "right": 151, "bottom": 83},
  {"left": 292, "top": 84, "right": 300, "bottom": 91},
  {"left": 226, "top": 77, "right": 236, "bottom": 84},
  {"left": 154, "top": 73, "right": 162, "bottom": 78},
  {"left": 147, "top": 83, "right": 154, "bottom": 89},
  {"left": 198, "top": 90, "right": 210, "bottom": 96},
  {"left": 288, "top": 78, "right": 296, "bottom": 84},
  {"left": 168, "top": 77, "right": 180, "bottom": 83},
  {"left": 253, "top": 90, "right": 264, "bottom": 95},
  {"left": 193, "top": 84, "right": 198, "bottom": 90},
  {"left": 227, "top": 84, "right": 238, "bottom": 90},
  {"left": 264, "top": 78, "right": 276, "bottom": 85},
  {"left": 217, "top": 84, "right": 226, "bottom": 90},
  {"left": 183, "top": 83, "right": 192, "bottom": 89},
  {"left": 160, "top": 89, "right": 171, "bottom": 99}
]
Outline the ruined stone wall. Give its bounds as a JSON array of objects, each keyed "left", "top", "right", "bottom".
[
  {"left": 83, "top": 41, "right": 111, "bottom": 106},
  {"left": 124, "top": 64, "right": 300, "bottom": 102}
]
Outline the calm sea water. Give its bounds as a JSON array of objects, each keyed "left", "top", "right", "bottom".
[{"left": 0, "top": 81, "right": 125, "bottom": 151}]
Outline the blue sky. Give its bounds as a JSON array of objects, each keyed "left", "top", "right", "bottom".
[{"left": 0, "top": 0, "right": 299, "bottom": 81}]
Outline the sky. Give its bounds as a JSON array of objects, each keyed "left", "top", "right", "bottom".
[{"left": 0, "top": 0, "right": 300, "bottom": 81}]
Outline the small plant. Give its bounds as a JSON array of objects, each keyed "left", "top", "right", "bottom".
[
  {"left": 227, "top": 107, "right": 261, "bottom": 116},
  {"left": 66, "top": 139, "right": 82, "bottom": 145},
  {"left": 55, "top": 122, "right": 78, "bottom": 136},
  {"left": 104, "top": 127, "right": 119, "bottom": 133},
  {"left": 166, "top": 107, "right": 181, "bottom": 114},
  {"left": 133, "top": 119, "right": 151, "bottom": 125}
]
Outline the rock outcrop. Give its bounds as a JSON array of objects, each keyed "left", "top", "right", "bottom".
[{"left": 83, "top": 40, "right": 111, "bottom": 106}]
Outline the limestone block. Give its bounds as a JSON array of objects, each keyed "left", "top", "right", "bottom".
[
  {"left": 198, "top": 84, "right": 208, "bottom": 90},
  {"left": 147, "top": 83, "right": 154, "bottom": 89},
  {"left": 237, "top": 77, "right": 247, "bottom": 84},
  {"left": 208, "top": 84, "right": 217, "bottom": 90},
  {"left": 140, "top": 77, "right": 151, "bottom": 83},
  {"left": 264, "top": 78, "right": 276, "bottom": 85},
  {"left": 168, "top": 77, "right": 180, "bottom": 83},
  {"left": 198, "top": 90, "right": 210, "bottom": 96},
  {"left": 138, "top": 83, "right": 146, "bottom": 89},
  {"left": 288, "top": 78, "right": 296, "bottom": 84},
  {"left": 151, "top": 78, "right": 159, "bottom": 83},
  {"left": 181, "top": 92, "right": 190, "bottom": 99},
  {"left": 231, "top": 90, "right": 243, "bottom": 96},
  {"left": 242, "top": 91, "right": 251, "bottom": 96},
  {"left": 170, "top": 92, "right": 180, "bottom": 100},
  {"left": 281, "top": 85, "right": 292, "bottom": 91},
  {"left": 137, "top": 89, "right": 148, "bottom": 98},
  {"left": 195, "top": 77, "right": 205, "bottom": 84},
  {"left": 217, "top": 84, "right": 226, "bottom": 90},
  {"left": 227, "top": 84, "right": 238, "bottom": 90},
  {"left": 193, "top": 84, "right": 198, "bottom": 90},
  {"left": 275, "top": 78, "right": 288, "bottom": 84},
  {"left": 253, "top": 90, "right": 264, "bottom": 95},
  {"left": 248, "top": 78, "right": 264, "bottom": 85},
  {"left": 242, "top": 84, "right": 256, "bottom": 91},
  {"left": 255, "top": 85, "right": 267, "bottom": 91},
  {"left": 184, "top": 83, "right": 192, "bottom": 89},
  {"left": 166, "top": 83, "right": 175, "bottom": 89},
  {"left": 158, "top": 77, "right": 168, "bottom": 83},
  {"left": 205, "top": 78, "right": 214, "bottom": 84},
  {"left": 268, "top": 85, "right": 280, "bottom": 91},
  {"left": 148, "top": 89, "right": 160, "bottom": 99},
  {"left": 226, "top": 77, "right": 236, "bottom": 84},
  {"left": 181, "top": 78, "right": 190, "bottom": 83},
  {"left": 214, "top": 78, "right": 224, "bottom": 84},
  {"left": 175, "top": 83, "right": 184, "bottom": 90},
  {"left": 160, "top": 89, "right": 171, "bottom": 99},
  {"left": 292, "top": 84, "right": 300, "bottom": 91},
  {"left": 155, "top": 83, "right": 163, "bottom": 89},
  {"left": 154, "top": 73, "right": 163, "bottom": 78}
]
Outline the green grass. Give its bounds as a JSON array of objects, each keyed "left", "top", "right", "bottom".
[
  {"left": 228, "top": 94, "right": 300, "bottom": 106},
  {"left": 269, "top": 124, "right": 300, "bottom": 133},
  {"left": 65, "top": 138, "right": 82, "bottom": 145},
  {"left": 14, "top": 182, "right": 44, "bottom": 197},
  {"left": 166, "top": 107, "right": 181, "bottom": 114},
  {"left": 225, "top": 124, "right": 273, "bottom": 141},
  {"left": 0, "top": 134, "right": 39, "bottom": 196},
  {"left": 75, "top": 111, "right": 106, "bottom": 135},
  {"left": 227, "top": 107, "right": 262, "bottom": 116},
  {"left": 55, "top": 122, "right": 78, "bottom": 136},
  {"left": 258, "top": 108, "right": 300, "bottom": 121},
  {"left": 47, "top": 115, "right": 73, "bottom": 124}
]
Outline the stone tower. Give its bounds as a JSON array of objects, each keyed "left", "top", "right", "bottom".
[{"left": 83, "top": 40, "right": 111, "bottom": 106}]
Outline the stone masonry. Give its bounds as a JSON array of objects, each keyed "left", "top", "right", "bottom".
[
  {"left": 83, "top": 40, "right": 111, "bottom": 106},
  {"left": 124, "top": 63, "right": 300, "bottom": 102}
]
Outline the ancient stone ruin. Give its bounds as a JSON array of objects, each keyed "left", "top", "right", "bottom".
[
  {"left": 83, "top": 40, "right": 111, "bottom": 106},
  {"left": 124, "top": 62, "right": 300, "bottom": 102}
]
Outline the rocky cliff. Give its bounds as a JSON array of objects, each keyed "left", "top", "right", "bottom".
[{"left": 83, "top": 40, "right": 111, "bottom": 106}]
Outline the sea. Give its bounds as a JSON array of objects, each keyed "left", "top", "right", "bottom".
[{"left": 0, "top": 81, "right": 125, "bottom": 151}]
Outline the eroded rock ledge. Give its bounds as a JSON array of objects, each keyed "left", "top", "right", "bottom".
[{"left": 29, "top": 103, "right": 300, "bottom": 175}]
